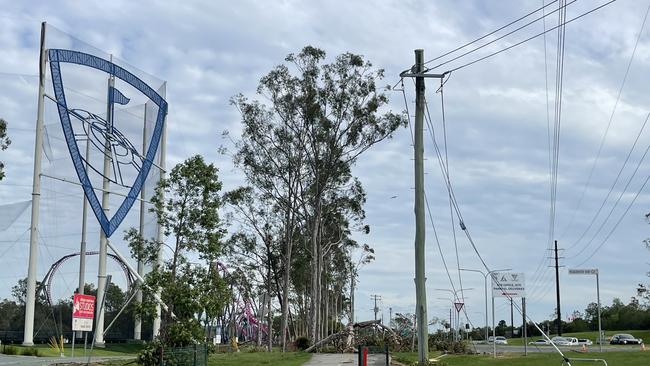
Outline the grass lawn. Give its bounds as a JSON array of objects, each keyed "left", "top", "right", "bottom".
[
  {"left": 4, "top": 343, "right": 143, "bottom": 357},
  {"left": 208, "top": 351, "right": 311, "bottom": 366},
  {"left": 393, "top": 351, "right": 650, "bottom": 365},
  {"left": 506, "top": 329, "right": 650, "bottom": 346}
]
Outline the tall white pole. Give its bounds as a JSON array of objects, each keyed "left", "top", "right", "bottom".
[
  {"left": 492, "top": 295, "right": 496, "bottom": 358},
  {"left": 95, "top": 66, "right": 115, "bottom": 347},
  {"left": 23, "top": 22, "right": 47, "bottom": 346},
  {"left": 483, "top": 274, "right": 488, "bottom": 343},
  {"left": 596, "top": 270, "right": 602, "bottom": 352},
  {"left": 152, "top": 83, "right": 167, "bottom": 338},
  {"left": 76, "top": 135, "right": 91, "bottom": 340},
  {"left": 134, "top": 107, "right": 147, "bottom": 341}
]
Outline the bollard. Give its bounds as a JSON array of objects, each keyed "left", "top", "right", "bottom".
[{"left": 363, "top": 347, "right": 368, "bottom": 366}]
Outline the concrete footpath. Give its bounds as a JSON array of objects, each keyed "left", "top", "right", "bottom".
[
  {"left": 0, "top": 354, "right": 132, "bottom": 366},
  {"left": 303, "top": 353, "right": 387, "bottom": 366}
]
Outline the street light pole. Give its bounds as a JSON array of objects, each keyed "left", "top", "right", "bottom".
[{"left": 459, "top": 268, "right": 511, "bottom": 346}]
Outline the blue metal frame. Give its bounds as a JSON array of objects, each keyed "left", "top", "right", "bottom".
[{"left": 48, "top": 49, "right": 167, "bottom": 237}]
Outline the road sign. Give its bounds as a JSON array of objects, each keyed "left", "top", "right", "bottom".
[
  {"left": 72, "top": 293, "right": 95, "bottom": 331},
  {"left": 454, "top": 302, "right": 464, "bottom": 312},
  {"left": 492, "top": 272, "right": 525, "bottom": 297},
  {"left": 569, "top": 268, "right": 598, "bottom": 275}
]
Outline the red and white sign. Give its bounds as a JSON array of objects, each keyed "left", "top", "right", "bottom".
[
  {"left": 72, "top": 293, "right": 96, "bottom": 331},
  {"left": 454, "top": 302, "right": 464, "bottom": 312}
]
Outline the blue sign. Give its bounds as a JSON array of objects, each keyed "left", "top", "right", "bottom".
[{"left": 48, "top": 49, "right": 167, "bottom": 237}]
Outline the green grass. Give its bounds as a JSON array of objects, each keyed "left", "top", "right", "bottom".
[
  {"left": 393, "top": 351, "right": 442, "bottom": 364},
  {"left": 6, "top": 343, "right": 143, "bottom": 357},
  {"left": 208, "top": 351, "right": 312, "bottom": 366},
  {"left": 393, "top": 351, "right": 650, "bottom": 365},
  {"left": 506, "top": 329, "right": 650, "bottom": 346}
]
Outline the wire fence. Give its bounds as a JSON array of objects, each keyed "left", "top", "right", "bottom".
[{"left": 159, "top": 344, "right": 208, "bottom": 366}]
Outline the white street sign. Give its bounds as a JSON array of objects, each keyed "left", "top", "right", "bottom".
[
  {"left": 569, "top": 268, "right": 598, "bottom": 275},
  {"left": 491, "top": 272, "right": 525, "bottom": 297}
]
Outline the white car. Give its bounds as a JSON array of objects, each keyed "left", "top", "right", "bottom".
[
  {"left": 494, "top": 336, "right": 508, "bottom": 345},
  {"left": 566, "top": 337, "right": 579, "bottom": 345},
  {"left": 551, "top": 336, "right": 571, "bottom": 346},
  {"left": 577, "top": 338, "right": 593, "bottom": 346}
]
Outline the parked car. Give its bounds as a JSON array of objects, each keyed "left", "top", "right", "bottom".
[
  {"left": 529, "top": 339, "right": 550, "bottom": 345},
  {"left": 577, "top": 339, "right": 593, "bottom": 346},
  {"left": 487, "top": 336, "right": 494, "bottom": 343},
  {"left": 494, "top": 336, "right": 508, "bottom": 345},
  {"left": 566, "top": 337, "right": 579, "bottom": 345},
  {"left": 551, "top": 336, "right": 571, "bottom": 346},
  {"left": 610, "top": 334, "right": 643, "bottom": 345}
]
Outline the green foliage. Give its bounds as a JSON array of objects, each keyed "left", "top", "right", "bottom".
[
  {"left": 2, "top": 346, "right": 18, "bottom": 355},
  {"left": 0, "top": 118, "right": 10, "bottom": 181},
  {"left": 294, "top": 336, "right": 310, "bottom": 350},
  {"left": 127, "top": 155, "right": 229, "bottom": 350},
  {"left": 20, "top": 347, "right": 40, "bottom": 356}
]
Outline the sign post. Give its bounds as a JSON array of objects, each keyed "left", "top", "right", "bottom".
[
  {"left": 491, "top": 273, "right": 525, "bottom": 358},
  {"left": 569, "top": 268, "right": 601, "bottom": 352},
  {"left": 72, "top": 293, "right": 96, "bottom": 358}
]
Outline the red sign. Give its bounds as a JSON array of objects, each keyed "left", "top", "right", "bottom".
[
  {"left": 72, "top": 293, "right": 95, "bottom": 331},
  {"left": 454, "top": 302, "right": 464, "bottom": 312},
  {"left": 73, "top": 294, "right": 95, "bottom": 319}
]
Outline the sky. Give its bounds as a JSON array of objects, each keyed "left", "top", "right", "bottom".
[{"left": 1, "top": 0, "right": 650, "bottom": 335}]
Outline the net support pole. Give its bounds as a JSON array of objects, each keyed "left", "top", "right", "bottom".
[
  {"left": 152, "top": 82, "right": 167, "bottom": 338},
  {"left": 94, "top": 64, "right": 115, "bottom": 348},
  {"left": 23, "top": 21, "right": 47, "bottom": 346},
  {"left": 77, "top": 133, "right": 91, "bottom": 340},
  {"left": 134, "top": 105, "right": 148, "bottom": 341}
]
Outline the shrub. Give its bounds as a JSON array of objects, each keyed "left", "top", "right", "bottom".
[
  {"left": 2, "top": 346, "right": 18, "bottom": 355},
  {"left": 20, "top": 347, "right": 40, "bottom": 356},
  {"left": 295, "top": 336, "right": 310, "bottom": 351}
]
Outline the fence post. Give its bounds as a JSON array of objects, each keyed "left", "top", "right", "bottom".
[
  {"left": 385, "top": 344, "right": 389, "bottom": 366},
  {"left": 358, "top": 345, "right": 362, "bottom": 366},
  {"left": 193, "top": 344, "right": 197, "bottom": 366}
]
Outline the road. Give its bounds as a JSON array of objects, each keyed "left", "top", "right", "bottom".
[
  {"left": 0, "top": 354, "right": 131, "bottom": 366},
  {"left": 473, "top": 344, "right": 643, "bottom": 353}
]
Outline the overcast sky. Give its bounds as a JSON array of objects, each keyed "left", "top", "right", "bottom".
[{"left": 2, "top": 0, "right": 650, "bottom": 334}]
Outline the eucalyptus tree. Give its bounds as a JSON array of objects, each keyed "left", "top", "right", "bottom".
[{"left": 231, "top": 45, "right": 405, "bottom": 347}]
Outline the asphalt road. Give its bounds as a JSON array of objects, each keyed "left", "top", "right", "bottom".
[{"left": 474, "top": 344, "right": 644, "bottom": 353}]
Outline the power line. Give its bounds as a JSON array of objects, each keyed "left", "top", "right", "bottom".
[
  {"left": 561, "top": 0, "right": 650, "bottom": 243},
  {"left": 422, "top": 0, "right": 560, "bottom": 66},
  {"left": 424, "top": 0, "right": 576, "bottom": 72},
  {"left": 443, "top": 0, "right": 618, "bottom": 73},
  {"left": 567, "top": 113, "right": 650, "bottom": 253}
]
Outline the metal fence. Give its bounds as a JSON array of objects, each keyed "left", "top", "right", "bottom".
[{"left": 160, "top": 344, "right": 208, "bottom": 366}]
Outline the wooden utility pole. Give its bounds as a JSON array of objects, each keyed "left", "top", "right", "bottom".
[
  {"left": 400, "top": 49, "right": 446, "bottom": 365},
  {"left": 554, "top": 240, "right": 562, "bottom": 336}
]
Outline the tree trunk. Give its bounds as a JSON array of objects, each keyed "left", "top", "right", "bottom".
[
  {"left": 280, "top": 221, "right": 293, "bottom": 351},
  {"left": 350, "top": 274, "right": 355, "bottom": 324},
  {"left": 309, "top": 202, "right": 321, "bottom": 343}
]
